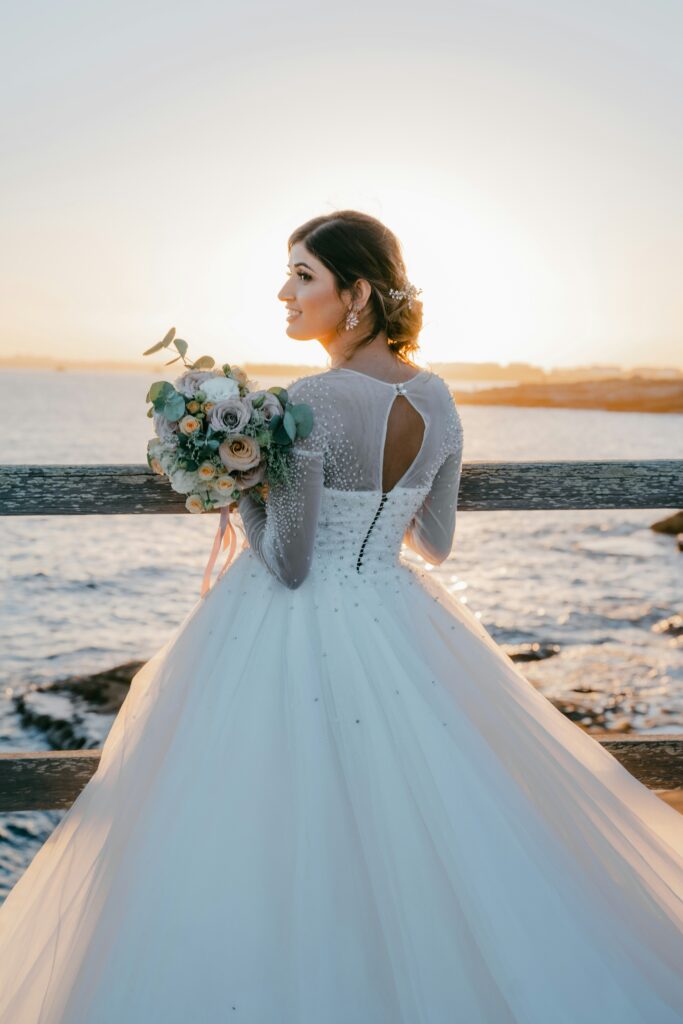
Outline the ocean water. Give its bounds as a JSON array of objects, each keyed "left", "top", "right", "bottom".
[{"left": 1, "top": 368, "right": 682, "bottom": 898}]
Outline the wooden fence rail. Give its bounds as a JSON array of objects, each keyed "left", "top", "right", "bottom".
[
  {"left": 0, "top": 738, "right": 679, "bottom": 811},
  {"left": 0, "top": 459, "right": 682, "bottom": 514},
  {"left": 1, "top": 459, "right": 681, "bottom": 812}
]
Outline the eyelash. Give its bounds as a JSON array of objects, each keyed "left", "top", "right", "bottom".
[{"left": 286, "top": 270, "right": 312, "bottom": 281}]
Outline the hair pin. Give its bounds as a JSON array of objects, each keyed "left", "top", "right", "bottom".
[{"left": 388, "top": 283, "right": 422, "bottom": 309}]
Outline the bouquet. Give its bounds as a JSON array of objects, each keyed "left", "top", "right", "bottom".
[{"left": 143, "top": 327, "right": 314, "bottom": 595}]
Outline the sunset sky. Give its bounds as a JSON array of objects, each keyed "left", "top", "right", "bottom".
[{"left": 1, "top": 0, "right": 682, "bottom": 370}]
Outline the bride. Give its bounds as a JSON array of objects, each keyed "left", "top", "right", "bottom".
[{"left": 1, "top": 209, "right": 682, "bottom": 1022}]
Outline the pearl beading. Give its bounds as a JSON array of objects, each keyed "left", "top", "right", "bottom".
[{"left": 239, "top": 367, "right": 464, "bottom": 588}]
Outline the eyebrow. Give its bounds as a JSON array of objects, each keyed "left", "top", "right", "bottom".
[{"left": 288, "top": 261, "right": 314, "bottom": 271}]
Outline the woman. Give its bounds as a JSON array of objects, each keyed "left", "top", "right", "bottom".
[{"left": 0, "top": 210, "right": 682, "bottom": 1022}]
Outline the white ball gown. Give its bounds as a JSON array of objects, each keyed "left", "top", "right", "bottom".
[{"left": 0, "top": 366, "right": 682, "bottom": 1023}]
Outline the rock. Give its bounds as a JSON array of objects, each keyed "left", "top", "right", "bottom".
[
  {"left": 651, "top": 614, "right": 683, "bottom": 637},
  {"left": 13, "top": 660, "right": 145, "bottom": 750},
  {"left": 505, "top": 642, "right": 561, "bottom": 662},
  {"left": 651, "top": 511, "right": 683, "bottom": 535}
]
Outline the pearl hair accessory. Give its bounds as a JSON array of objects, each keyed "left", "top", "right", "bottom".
[{"left": 388, "top": 282, "right": 422, "bottom": 309}]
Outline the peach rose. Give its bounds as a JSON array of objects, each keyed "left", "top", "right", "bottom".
[
  {"left": 211, "top": 474, "right": 237, "bottom": 493},
  {"left": 179, "top": 415, "right": 201, "bottom": 436},
  {"left": 218, "top": 434, "right": 261, "bottom": 472}
]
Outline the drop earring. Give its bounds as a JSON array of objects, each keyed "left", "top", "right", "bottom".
[{"left": 345, "top": 307, "right": 359, "bottom": 331}]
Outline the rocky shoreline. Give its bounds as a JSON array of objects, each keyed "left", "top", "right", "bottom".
[{"left": 452, "top": 376, "right": 683, "bottom": 413}]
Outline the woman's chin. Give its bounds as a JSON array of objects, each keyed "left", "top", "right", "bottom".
[{"left": 285, "top": 322, "right": 310, "bottom": 340}]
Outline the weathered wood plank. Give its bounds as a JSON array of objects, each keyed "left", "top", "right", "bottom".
[
  {"left": 1, "top": 737, "right": 682, "bottom": 811},
  {"left": 0, "top": 751, "right": 101, "bottom": 811},
  {"left": 1, "top": 460, "right": 682, "bottom": 515}
]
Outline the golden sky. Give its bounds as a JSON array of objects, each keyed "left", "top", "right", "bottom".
[{"left": 1, "top": 0, "right": 682, "bottom": 370}]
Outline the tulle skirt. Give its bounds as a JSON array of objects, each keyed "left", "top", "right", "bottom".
[{"left": 1, "top": 547, "right": 682, "bottom": 1022}]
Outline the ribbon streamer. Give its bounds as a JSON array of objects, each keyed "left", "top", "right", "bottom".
[{"left": 201, "top": 505, "right": 238, "bottom": 598}]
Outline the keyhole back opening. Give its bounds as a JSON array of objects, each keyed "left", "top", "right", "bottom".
[{"left": 380, "top": 393, "right": 427, "bottom": 493}]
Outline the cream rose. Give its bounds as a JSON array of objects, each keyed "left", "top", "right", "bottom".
[
  {"left": 218, "top": 434, "right": 261, "bottom": 472},
  {"left": 209, "top": 397, "right": 251, "bottom": 434},
  {"left": 197, "top": 461, "right": 217, "bottom": 480},
  {"left": 211, "top": 474, "right": 237, "bottom": 493},
  {"left": 200, "top": 375, "right": 240, "bottom": 402},
  {"left": 185, "top": 494, "right": 205, "bottom": 514},
  {"left": 178, "top": 415, "right": 201, "bottom": 435},
  {"left": 170, "top": 468, "right": 200, "bottom": 493}
]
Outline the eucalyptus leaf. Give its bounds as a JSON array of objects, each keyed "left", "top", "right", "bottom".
[
  {"left": 143, "top": 326, "right": 176, "bottom": 356},
  {"left": 142, "top": 339, "right": 167, "bottom": 356},
  {"left": 283, "top": 409, "right": 297, "bottom": 441},
  {"left": 191, "top": 355, "right": 215, "bottom": 370},
  {"left": 164, "top": 393, "right": 187, "bottom": 421},
  {"left": 268, "top": 386, "right": 288, "bottom": 406},
  {"left": 268, "top": 413, "right": 282, "bottom": 432},
  {"left": 173, "top": 338, "right": 189, "bottom": 358},
  {"left": 291, "top": 403, "right": 314, "bottom": 437},
  {"left": 146, "top": 406, "right": 153, "bottom": 418},
  {"left": 272, "top": 421, "right": 292, "bottom": 446},
  {"left": 164, "top": 355, "right": 183, "bottom": 365},
  {"left": 148, "top": 381, "right": 172, "bottom": 402}
]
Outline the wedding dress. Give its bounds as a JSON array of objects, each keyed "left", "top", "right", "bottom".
[{"left": 1, "top": 366, "right": 682, "bottom": 1023}]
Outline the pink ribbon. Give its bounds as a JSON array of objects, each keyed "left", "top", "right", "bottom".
[{"left": 201, "top": 505, "right": 238, "bottom": 598}]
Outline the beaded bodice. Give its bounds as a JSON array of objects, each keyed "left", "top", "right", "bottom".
[
  {"left": 310, "top": 484, "right": 432, "bottom": 581},
  {"left": 238, "top": 366, "right": 464, "bottom": 588}
]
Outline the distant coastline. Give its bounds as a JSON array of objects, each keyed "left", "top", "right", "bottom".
[{"left": 452, "top": 376, "right": 683, "bottom": 414}]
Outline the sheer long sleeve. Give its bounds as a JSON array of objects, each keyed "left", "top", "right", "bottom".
[
  {"left": 402, "top": 449, "right": 463, "bottom": 564},
  {"left": 403, "top": 388, "right": 464, "bottom": 565},
  {"left": 238, "top": 449, "right": 324, "bottom": 590},
  {"left": 237, "top": 376, "right": 327, "bottom": 590}
]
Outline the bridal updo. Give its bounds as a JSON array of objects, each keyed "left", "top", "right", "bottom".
[{"left": 287, "top": 210, "right": 423, "bottom": 361}]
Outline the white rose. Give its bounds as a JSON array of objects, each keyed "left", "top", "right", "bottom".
[
  {"left": 170, "top": 468, "right": 201, "bottom": 494},
  {"left": 200, "top": 375, "right": 240, "bottom": 402}
]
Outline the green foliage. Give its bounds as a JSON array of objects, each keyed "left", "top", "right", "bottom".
[
  {"left": 143, "top": 326, "right": 176, "bottom": 356},
  {"left": 290, "top": 402, "right": 313, "bottom": 437}
]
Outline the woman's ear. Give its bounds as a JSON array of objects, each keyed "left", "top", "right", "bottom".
[{"left": 353, "top": 278, "right": 373, "bottom": 312}]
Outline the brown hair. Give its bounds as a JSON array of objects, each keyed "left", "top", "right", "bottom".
[{"left": 287, "top": 210, "right": 423, "bottom": 362}]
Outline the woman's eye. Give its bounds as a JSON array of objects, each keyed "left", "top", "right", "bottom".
[{"left": 285, "top": 269, "right": 312, "bottom": 281}]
